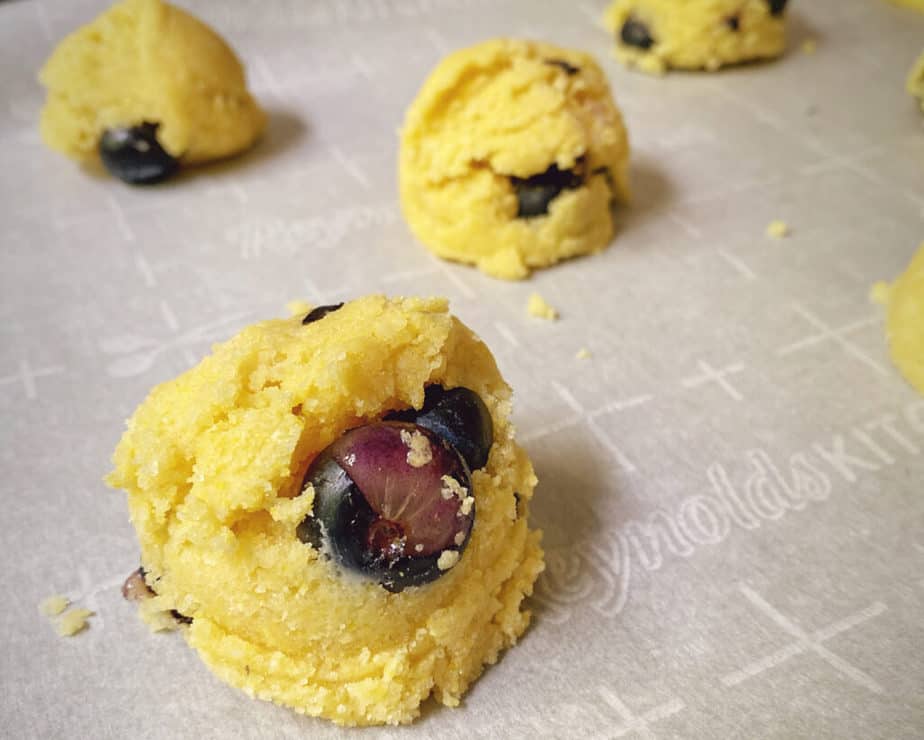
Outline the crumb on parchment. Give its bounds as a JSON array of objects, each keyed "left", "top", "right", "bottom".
[
  {"left": 766, "top": 220, "right": 790, "bottom": 239},
  {"left": 527, "top": 293, "right": 559, "bottom": 320},
  {"left": 39, "top": 595, "right": 69, "bottom": 616}
]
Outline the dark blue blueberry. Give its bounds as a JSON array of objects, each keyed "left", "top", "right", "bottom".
[
  {"left": 545, "top": 58, "right": 580, "bottom": 75},
  {"left": 726, "top": 15, "right": 741, "bottom": 31},
  {"left": 297, "top": 422, "right": 474, "bottom": 593},
  {"left": 302, "top": 303, "right": 344, "bottom": 325},
  {"left": 387, "top": 386, "right": 493, "bottom": 471},
  {"left": 98, "top": 122, "right": 179, "bottom": 185},
  {"left": 511, "top": 158, "right": 586, "bottom": 218},
  {"left": 620, "top": 17, "right": 655, "bottom": 50},
  {"left": 767, "top": 0, "right": 788, "bottom": 16}
]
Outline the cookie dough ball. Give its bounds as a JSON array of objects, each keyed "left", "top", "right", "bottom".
[
  {"left": 107, "top": 296, "right": 544, "bottom": 726},
  {"left": 884, "top": 244, "right": 924, "bottom": 395},
  {"left": 908, "top": 51, "right": 924, "bottom": 113},
  {"left": 399, "top": 39, "right": 630, "bottom": 280},
  {"left": 39, "top": 0, "right": 265, "bottom": 182},
  {"left": 603, "top": 0, "right": 789, "bottom": 75}
]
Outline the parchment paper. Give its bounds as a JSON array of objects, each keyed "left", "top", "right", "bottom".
[{"left": 2, "top": 0, "right": 924, "bottom": 737}]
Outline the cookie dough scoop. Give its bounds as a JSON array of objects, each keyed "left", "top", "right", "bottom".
[
  {"left": 399, "top": 39, "right": 630, "bottom": 280},
  {"left": 603, "top": 0, "right": 790, "bottom": 74},
  {"left": 107, "top": 296, "right": 544, "bottom": 726},
  {"left": 39, "top": 0, "right": 266, "bottom": 184}
]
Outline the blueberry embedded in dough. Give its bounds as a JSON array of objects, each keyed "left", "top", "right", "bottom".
[
  {"left": 767, "top": 0, "right": 789, "bottom": 16},
  {"left": 99, "top": 123, "right": 179, "bottom": 185},
  {"left": 297, "top": 422, "right": 474, "bottom": 593},
  {"left": 620, "top": 17, "right": 656, "bottom": 49},
  {"left": 386, "top": 385, "right": 494, "bottom": 471},
  {"left": 302, "top": 303, "right": 344, "bottom": 325},
  {"left": 512, "top": 158, "right": 588, "bottom": 219},
  {"left": 544, "top": 58, "right": 580, "bottom": 75},
  {"left": 725, "top": 15, "right": 741, "bottom": 31}
]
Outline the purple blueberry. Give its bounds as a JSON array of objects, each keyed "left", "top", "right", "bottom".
[
  {"left": 297, "top": 422, "right": 474, "bottom": 592},
  {"left": 388, "top": 386, "right": 493, "bottom": 471},
  {"left": 99, "top": 122, "right": 179, "bottom": 185}
]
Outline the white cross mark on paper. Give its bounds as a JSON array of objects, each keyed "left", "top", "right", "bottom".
[
  {"left": 0, "top": 359, "right": 64, "bottom": 400},
  {"left": 776, "top": 304, "right": 887, "bottom": 376},
  {"left": 106, "top": 195, "right": 135, "bottom": 242},
  {"left": 721, "top": 584, "right": 886, "bottom": 694},
  {"left": 519, "top": 381, "right": 642, "bottom": 472},
  {"left": 681, "top": 360, "right": 745, "bottom": 401},
  {"left": 596, "top": 688, "right": 686, "bottom": 740},
  {"left": 328, "top": 145, "right": 372, "bottom": 190}
]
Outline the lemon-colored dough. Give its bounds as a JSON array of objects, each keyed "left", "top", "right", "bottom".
[
  {"left": 399, "top": 39, "right": 630, "bottom": 280},
  {"left": 889, "top": 0, "right": 924, "bottom": 12},
  {"left": 107, "top": 296, "right": 544, "bottom": 726},
  {"left": 885, "top": 244, "right": 924, "bottom": 395},
  {"left": 908, "top": 51, "right": 924, "bottom": 113},
  {"left": 603, "top": 0, "right": 788, "bottom": 74},
  {"left": 39, "top": 0, "right": 265, "bottom": 166}
]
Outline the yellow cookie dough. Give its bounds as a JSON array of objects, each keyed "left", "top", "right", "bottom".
[
  {"left": 908, "top": 51, "right": 924, "bottom": 113},
  {"left": 107, "top": 296, "right": 544, "bottom": 726},
  {"left": 39, "top": 0, "right": 265, "bottom": 167},
  {"left": 883, "top": 244, "right": 924, "bottom": 395},
  {"left": 603, "top": 0, "right": 789, "bottom": 74},
  {"left": 399, "top": 39, "right": 630, "bottom": 280},
  {"left": 889, "top": 0, "right": 924, "bottom": 12}
]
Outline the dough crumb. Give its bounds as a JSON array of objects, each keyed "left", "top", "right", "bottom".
[
  {"left": 440, "top": 475, "right": 467, "bottom": 501},
  {"left": 437, "top": 550, "right": 460, "bottom": 571},
  {"left": 527, "top": 293, "right": 559, "bottom": 320},
  {"left": 39, "top": 595, "right": 69, "bottom": 616},
  {"left": 576, "top": 348, "right": 591, "bottom": 360},
  {"left": 459, "top": 495, "right": 475, "bottom": 517},
  {"left": 400, "top": 429, "right": 433, "bottom": 468},
  {"left": 55, "top": 608, "right": 94, "bottom": 637},
  {"left": 766, "top": 220, "right": 790, "bottom": 239},
  {"left": 286, "top": 300, "right": 313, "bottom": 317},
  {"left": 870, "top": 281, "right": 892, "bottom": 306},
  {"left": 801, "top": 38, "right": 818, "bottom": 55}
]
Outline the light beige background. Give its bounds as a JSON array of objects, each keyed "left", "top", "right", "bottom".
[{"left": 2, "top": 0, "right": 923, "bottom": 738}]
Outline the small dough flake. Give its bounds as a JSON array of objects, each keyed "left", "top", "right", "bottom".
[
  {"left": 39, "top": 595, "right": 70, "bottom": 616},
  {"left": 528, "top": 293, "right": 559, "bottom": 320},
  {"left": 55, "top": 608, "right": 94, "bottom": 637},
  {"left": 400, "top": 429, "right": 433, "bottom": 468},
  {"left": 437, "top": 550, "right": 460, "bottom": 571},
  {"left": 766, "top": 220, "right": 790, "bottom": 239}
]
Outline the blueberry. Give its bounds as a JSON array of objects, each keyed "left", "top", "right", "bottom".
[
  {"left": 297, "top": 422, "right": 474, "bottom": 592},
  {"left": 302, "top": 303, "right": 344, "bottom": 325},
  {"left": 389, "top": 386, "right": 493, "bottom": 471},
  {"left": 544, "top": 58, "right": 580, "bottom": 75},
  {"left": 726, "top": 15, "right": 741, "bottom": 31},
  {"left": 766, "top": 0, "right": 788, "bottom": 15},
  {"left": 511, "top": 158, "right": 586, "bottom": 218},
  {"left": 620, "top": 17, "right": 655, "bottom": 50},
  {"left": 122, "top": 567, "right": 153, "bottom": 602},
  {"left": 98, "top": 123, "right": 179, "bottom": 185}
]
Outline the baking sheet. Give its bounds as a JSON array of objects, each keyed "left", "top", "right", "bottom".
[{"left": 2, "top": 0, "right": 924, "bottom": 737}]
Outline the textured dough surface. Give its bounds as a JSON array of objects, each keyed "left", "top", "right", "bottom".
[
  {"left": 603, "top": 0, "right": 787, "bottom": 74},
  {"left": 39, "top": 0, "right": 265, "bottom": 165},
  {"left": 107, "top": 296, "right": 544, "bottom": 726},
  {"left": 889, "top": 0, "right": 924, "bottom": 11},
  {"left": 399, "top": 39, "right": 630, "bottom": 280},
  {"left": 886, "top": 244, "right": 924, "bottom": 395},
  {"left": 908, "top": 51, "right": 924, "bottom": 112}
]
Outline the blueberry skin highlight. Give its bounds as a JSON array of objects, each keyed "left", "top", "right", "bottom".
[
  {"left": 387, "top": 386, "right": 494, "bottom": 471},
  {"left": 98, "top": 122, "right": 179, "bottom": 185}
]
